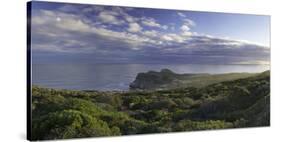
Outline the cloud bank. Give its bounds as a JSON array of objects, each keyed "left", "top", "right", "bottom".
[{"left": 31, "top": 4, "right": 270, "bottom": 65}]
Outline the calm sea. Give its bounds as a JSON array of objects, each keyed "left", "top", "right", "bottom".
[{"left": 32, "top": 64, "right": 269, "bottom": 91}]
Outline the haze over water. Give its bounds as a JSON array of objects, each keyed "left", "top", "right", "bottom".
[{"left": 32, "top": 63, "right": 269, "bottom": 91}]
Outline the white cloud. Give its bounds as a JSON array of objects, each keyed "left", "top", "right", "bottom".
[
  {"left": 98, "top": 11, "right": 124, "bottom": 25},
  {"left": 161, "top": 35, "right": 173, "bottom": 41},
  {"left": 183, "top": 18, "right": 196, "bottom": 26},
  {"left": 161, "top": 33, "right": 185, "bottom": 43},
  {"left": 141, "top": 18, "right": 161, "bottom": 27},
  {"left": 180, "top": 25, "right": 190, "bottom": 31},
  {"left": 235, "top": 60, "right": 270, "bottom": 65},
  {"left": 181, "top": 31, "right": 192, "bottom": 37},
  {"left": 177, "top": 12, "right": 196, "bottom": 28},
  {"left": 180, "top": 24, "right": 193, "bottom": 37},
  {"left": 143, "top": 30, "right": 158, "bottom": 37},
  {"left": 32, "top": 9, "right": 160, "bottom": 52},
  {"left": 56, "top": 17, "right": 61, "bottom": 22},
  {"left": 141, "top": 17, "right": 169, "bottom": 30},
  {"left": 41, "top": 9, "right": 56, "bottom": 17},
  {"left": 109, "top": 7, "right": 140, "bottom": 23},
  {"left": 32, "top": 16, "right": 46, "bottom": 25},
  {"left": 177, "top": 12, "right": 186, "bottom": 17},
  {"left": 127, "top": 23, "right": 142, "bottom": 33},
  {"left": 57, "top": 19, "right": 91, "bottom": 32},
  {"left": 179, "top": 18, "right": 195, "bottom": 37},
  {"left": 124, "top": 15, "right": 135, "bottom": 22},
  {"left": 31, "top": 6, "right": 269, "bottom": 65},
  {"left": 32, "top": 10, "right": 92, "bottom": 33}
]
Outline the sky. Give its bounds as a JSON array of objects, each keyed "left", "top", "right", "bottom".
[{"left": 30, "top": 1, "right": 270, "bottom": 65}]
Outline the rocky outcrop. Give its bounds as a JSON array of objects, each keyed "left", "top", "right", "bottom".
[
  {"left": 129, "top": 68, "right": 258, "bottom": 90},
  {"left": 129, "top": 69, "right": 184, "bottom": 90}
]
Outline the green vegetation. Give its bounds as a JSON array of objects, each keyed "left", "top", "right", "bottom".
[
  {"left": 31, "top": 70, "right": 270, "bottom": 140},
  {"left": 130, "top": 69, "right": 258, "bottom": 90}
]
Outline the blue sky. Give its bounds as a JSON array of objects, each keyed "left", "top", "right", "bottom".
[{"left": 30, "top": 1, "right": 270, "bottom": 65}]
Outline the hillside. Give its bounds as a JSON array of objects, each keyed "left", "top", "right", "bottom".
[
  {"left": 31, "top": 70, "right": 270, "bottom": 140},
  {"left": 130, "top": 69, "right": 258, "bottom": 90}
]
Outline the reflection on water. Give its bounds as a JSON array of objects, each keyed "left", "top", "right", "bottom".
[{"left": 32, "top": 63, "right": 270, "bottom": 91}]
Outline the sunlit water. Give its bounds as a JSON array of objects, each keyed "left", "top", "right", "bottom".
[{"left": 32, "top": 63, "right": 269, "bottom": 91}]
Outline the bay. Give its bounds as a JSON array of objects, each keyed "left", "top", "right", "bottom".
[{"left": 32, "top": 63, "right": 269, "bottom": 91}]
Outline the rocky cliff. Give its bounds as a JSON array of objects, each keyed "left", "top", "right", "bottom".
[{"left": 129, "top": 69, "right": 257, "bottom": 90}]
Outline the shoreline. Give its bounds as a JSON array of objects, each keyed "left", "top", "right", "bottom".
[{"left": 32, "top": 70, "right": 269, "bottom": 93}]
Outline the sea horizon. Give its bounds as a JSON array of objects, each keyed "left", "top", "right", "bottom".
[{"left": 32, "top": 63, "right": 270, "bottom": 91}]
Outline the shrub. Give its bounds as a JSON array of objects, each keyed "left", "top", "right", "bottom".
[{"left": 32, "top": 110, "right": 119, "bottom": 140}]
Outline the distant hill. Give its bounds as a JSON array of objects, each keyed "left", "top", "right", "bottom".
[{"left": 130, "top": 68, "right": 258, "bottom": 90}]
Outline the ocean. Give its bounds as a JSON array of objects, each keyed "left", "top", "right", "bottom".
[{"left": 32, "top": 63, "right": 269, "bottom": 91}]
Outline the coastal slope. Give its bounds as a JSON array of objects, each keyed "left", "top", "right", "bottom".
[
  {"left": 31, "top": 70, "right": 270, "bottom": 140},
  {"left": 130, "top": 69, "right": 258, "bottom": 90}
]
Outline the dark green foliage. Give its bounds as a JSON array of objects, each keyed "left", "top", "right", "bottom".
[
  {"left": 32, "top": 70, "right": 270, "bottom": 140},
  {"left": 94, "top": 94, "right": 123, "bottom": 109},
  {"left": 32, "top": 110, "right": 117, "bottom": 140},
  {"left": 174, "top": 120, "right": 233, "bottom": 131},
  {"left": 31, "top": 92, "right": 122, "bottom": 140}
]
